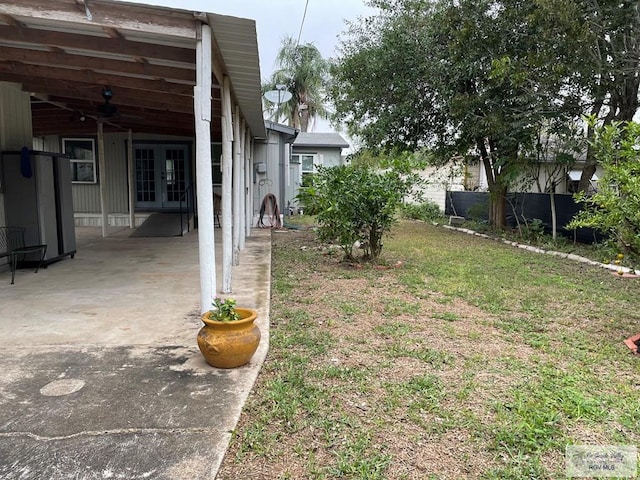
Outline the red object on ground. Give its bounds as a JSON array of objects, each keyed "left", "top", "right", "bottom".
[{"left": 623, "top": 333, "right": 640, "bottom": 354}]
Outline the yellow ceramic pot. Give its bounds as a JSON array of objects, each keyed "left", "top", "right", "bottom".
[{"left": 197, "top": 307, "right": 260, "bottom": 368}]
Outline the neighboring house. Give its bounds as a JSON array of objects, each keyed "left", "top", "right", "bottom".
[
  {"left": 0, "top": 0, "right": 267, "bottom": 298},
  {"left": 287, "top": 132, "right": 349, "bottom": 211},
  {"left": 416, "top": 154, "right": 602, "bottom": 213},
  {"left": 252, "top": 121, "right": 298, "bottom": 226},
  {"left": 465, "top": 160, "right": 601, "bottom": 194}
]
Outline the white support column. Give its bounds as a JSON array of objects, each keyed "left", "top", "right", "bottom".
[
  {"left": 194, "top": 23, "right": 216, "bottom": 313},
  {"left": 97, "top": 122, "right": 108, "bottom": 237},
  {"left": 221, "top": 76, "right": 234, "bottom": 293},
  {"left": 239, "top": 121, "right": 247, "bottom": 249},
  {"left": 246, "top": 138, "right": 254, "bottom": 237},
  {"left": 127, "top": 129, "right": 135, "bottom": 229},
  {"left": 232, "top": 105, "right": 241, "bottom": 265}
]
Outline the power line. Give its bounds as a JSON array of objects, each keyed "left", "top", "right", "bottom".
[{"left": 296, "top": 0, "right": 310, "bottom": 46}]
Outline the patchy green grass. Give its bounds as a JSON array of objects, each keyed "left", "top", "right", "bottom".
[{"left": 217, "top": 220, "right": 640, "bottom": 480}]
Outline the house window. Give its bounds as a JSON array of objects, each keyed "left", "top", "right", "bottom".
[
  {"left": 567, "top": 170, "right": 599, "bottom": 194},
  {"left": 292, "top": 154, "right": 318, "bottom": 173},
  {"left": 63, "top": 138, "right": 97, "bottom": 183}
]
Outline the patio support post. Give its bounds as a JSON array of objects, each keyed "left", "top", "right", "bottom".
[
  {"left": 239, "top": 120, "right": 246, "bottom": 250},
  {"left": 246, "top": 138, "right": 253, "bottom": 237},
  {"left": 97, "top": 121, "right": 108, "bottom": 238},
  {"left": 127, "top": 129, "right": 135, "bottom": 229},
  {"left": 194, "top": 22, "right": 216, "bottom": 313},
  {"left": 221, "top": 75, "right": 234, "bottom": 293},
  {"left": 232, "top": 105, "right": 241, "bottom": 265}
]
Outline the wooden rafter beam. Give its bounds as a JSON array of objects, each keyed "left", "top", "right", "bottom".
[
  {"left": 0, "top": 46, "right": 198, "bottom": 84},
  {"left": 0, "top": 25, "right": 195, "bottom": 64},
  {"left": 0, "top": 61, "right": 194, "bottom": 95}
]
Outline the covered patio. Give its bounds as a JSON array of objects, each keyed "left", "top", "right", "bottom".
[
  {"left": 0, "top": 0, "right": 267, "bottom": 302},
  {"left": 0, "top": 227, "right": 272, "bottom": 478},
  {"left": 0, "top": 1, "right": 274, "bottom": 476}
]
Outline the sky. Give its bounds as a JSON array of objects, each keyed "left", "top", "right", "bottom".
[{"left": 116, "top": 0, "right": 377, "bottom": 135}]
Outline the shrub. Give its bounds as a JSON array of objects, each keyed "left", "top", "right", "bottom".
[
  {"left": 520, "top": 218, "right": 546, "bottom": 243},
  {"left": 466, "top": 199, "right": 490, "bottom": 222},
  {"left": 299, "top": 164, "right": 419, "bottom": 261},
  {"left": 568, "top": 120, "right": 640, "bottom": 265},
  {"left": 401, "top": 201, "right": 443, "bottom": 222}
]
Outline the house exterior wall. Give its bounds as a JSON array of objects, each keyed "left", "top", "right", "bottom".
[
  {"left": 414, "top": 164, "right": 465, "bottom": 212},
  {"left": 465, "top": 161, "right": 604, "bottom": 195},
  {"left": 292, "top": 146, "right": 342, "bottom": 168},
  {"left": 252, "top": 130, "right": 284, "bottom": 223},
  {"left": 286, "top": 145, "right": 346, "bottom": 212},
  {"left": 0, "top": 82, "right": 33, "bottom": 229},
  {"left": 34, "top": 133, "right": 193, "bottom": 225}
]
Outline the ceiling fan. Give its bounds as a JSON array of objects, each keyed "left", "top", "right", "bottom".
[{"left": 97, "top": 86, "right": 118, "bottom": 118}]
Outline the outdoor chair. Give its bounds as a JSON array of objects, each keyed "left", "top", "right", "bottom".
[
  {"left": 214, "top": 193, "right": 222, "bottom": 228},
  {"left": 0, "top": 226, "right": 47, "bottom": 284}
]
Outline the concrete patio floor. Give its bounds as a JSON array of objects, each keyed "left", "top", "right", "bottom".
[{"left": 0, "top": 226, "right": 271, "bottom": 479}]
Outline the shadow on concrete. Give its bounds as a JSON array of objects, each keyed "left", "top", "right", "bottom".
[{"left": 0, "top": 227, "right": 271, "bottom": 479}]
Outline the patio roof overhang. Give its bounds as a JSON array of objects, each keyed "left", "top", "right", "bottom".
[{"left": 0, "top": 0, "right": 267, "bottom": 140}]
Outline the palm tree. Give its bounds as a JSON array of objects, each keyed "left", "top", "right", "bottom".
[{"left": 263, "top": 37, "right": 329, "bottom": 132}]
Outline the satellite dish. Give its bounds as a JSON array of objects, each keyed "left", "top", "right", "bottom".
[{"left": 264, "top": 89, "right": 292, "bottom": 104}]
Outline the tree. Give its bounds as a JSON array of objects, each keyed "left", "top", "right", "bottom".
[
  {"left": 569, "top": 120, "right": 640, "bottom": 264},
  {"left": 575, "top": 0, "right": 640, "bottom": 192},
  {"left": 522, "top": 122, "right": 585, "bottom": 239},
  {"left": 330, "top": 0, "right": 587, "bottom": 227},
  {"left": 263, "top": 37, "right": 329, "bottom": 131},
  {"left": 299, "top": 163, "right": 419, "bottom": 261}
]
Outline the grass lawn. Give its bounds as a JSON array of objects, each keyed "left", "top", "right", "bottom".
[{"left": 216, "top": 220, "right": 640, "bottom": 479}]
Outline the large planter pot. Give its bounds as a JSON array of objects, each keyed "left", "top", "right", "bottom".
[{"left": 197, "top": 307, "right": 261, "bottom": 368}]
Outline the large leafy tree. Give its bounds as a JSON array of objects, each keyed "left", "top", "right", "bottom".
[
  {"left": 263, "top": 37, "right": 329, "bottom": 132},
  {"left": 330, "top": 0, "right": 590, "bottom": 227},
  {"left": 576, "top": 0, "right": 640, "bottom": 191}
]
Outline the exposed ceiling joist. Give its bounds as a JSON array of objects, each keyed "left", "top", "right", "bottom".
[
  {"left": 0, "top": 47, "right": 197, "bottom": 83},
  {"left": 0, "top": 26, "right": 195, "bottom": 64},
  {"left": 0, "top": 0, "right": 266, "bottom": 139}
]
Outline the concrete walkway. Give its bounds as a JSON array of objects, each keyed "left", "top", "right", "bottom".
[{"left": 0, "top": 227, "right": 271, "bottom": 479}]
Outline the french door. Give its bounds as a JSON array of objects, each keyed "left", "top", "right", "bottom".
[{"left": 134, "top": 144, "right": 190, "bottom": 209}]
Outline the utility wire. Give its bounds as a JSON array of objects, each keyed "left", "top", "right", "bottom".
[{"left": 296, "top": 0, "right": 310, "bottom": 46}]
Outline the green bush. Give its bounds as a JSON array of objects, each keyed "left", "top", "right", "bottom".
[
  {"left": 520, "top": 218, "right": 546, "bottom": 243},
  {"left": 466, "top": 199, "right": 490, "bottom": 222},
  {"left": 568, "top": 120, "right": 640, "bottom": 265},
  {"left": 299, "top": 164, "right": 420, "bottom": 261},
  {"left": 295, "top": 174, "right": 321, "bottom": 216},
  {"left": 401, "top": 201, "right": 443, "bottom": 222}
]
